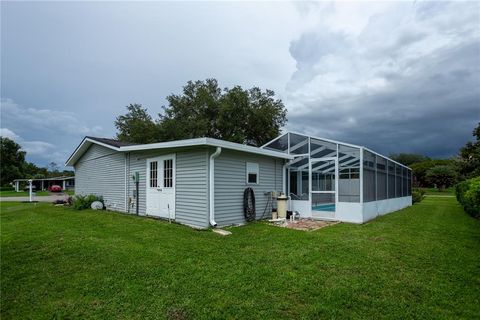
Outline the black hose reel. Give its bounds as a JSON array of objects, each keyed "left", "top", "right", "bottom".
[{"left": 243, "top": 187, "right": 256, "bottom": 222}]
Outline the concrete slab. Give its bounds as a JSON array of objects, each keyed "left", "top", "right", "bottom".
[{"left": 212, "top": 229, "right": 232, "bottom": 236}]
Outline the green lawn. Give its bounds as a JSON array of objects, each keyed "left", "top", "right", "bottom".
[
  {"left": 1, "top": 198, "right": 479, "bottom": 319},
  {"left": 0, "top": 190, "right": 50, "bottom": 197},
  {"left": 420, "top": 187, "right": 455, "bottom": 196}
]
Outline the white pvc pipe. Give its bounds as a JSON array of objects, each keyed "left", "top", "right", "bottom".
[
  {"left": 282, "top": 161, "right": 288, "bottom": 195},
  {"left": 209, "top": 147, "right": 222, "bottom": 227},
  {"left": 28, "top": 179, "right": 33, "bottom": 202}
]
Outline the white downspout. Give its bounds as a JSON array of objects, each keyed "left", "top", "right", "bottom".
[
  {"left": 209, "top": 147, "right": 222, "bottom": 227},
  {"left": 124, "top": 153, "right": 128, "bottom": 213},
  {"left": 282, "top": 161, "right": 288, "bottom": 195}
]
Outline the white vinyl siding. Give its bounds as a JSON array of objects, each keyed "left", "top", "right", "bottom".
[
  {"left": 74, "top": 144, "right": 126, "bottom": 212},
  {"left": 214, "top": 149, "right": 284, "bottom": 227},
  {"left": 126, "top": 148, "right": 209, "bottom": 228}
]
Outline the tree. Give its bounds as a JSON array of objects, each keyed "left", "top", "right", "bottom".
[
  {"left": 426, "top": 165, "right": 457, "bottom": 190},
  {"left": 115, "top": 79, "right": 287, "bottom": 147},
  {"left": 61, "top": 170, "right": 75, "bottom": 177},
  {"left": 23, "top": 162, "right": 44, "bottom": 179},
  {"left": 410, "top": 159, "right": 454, "bottom": 187},
  {"left": 389, "top": 153, "right": 430, "bottom": 166},
  {"left": 115, "top": 103, "right": 159, "bottom": 144},
  {"left": 0, "top": 137, "right": 26, "bottom": 186},
  {"left": 457, "top": 122, "right": 480, "bottom": 179},
  {"left": 159, "top": 80, "right": 287, "bottom": 146},
  {"left": 47, "top": 162, "right": 59, "bottom": 175}
]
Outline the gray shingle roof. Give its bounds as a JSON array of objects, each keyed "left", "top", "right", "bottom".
[{"left": 85, "top": 136, "right": 137, "bottom": 148}]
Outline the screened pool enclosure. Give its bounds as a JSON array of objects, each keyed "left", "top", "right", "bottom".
[{"left": 262, "top": 132, "right": 412, "bottom": 223}]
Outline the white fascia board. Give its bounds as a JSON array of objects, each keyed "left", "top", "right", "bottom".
[
  {"left": 204, "top": 138, "right": 293, "bottom": 159},
  {"left": 119, "top": 137, "right": 207, "bottom": 152},
  {"left": 67, "top": 136, "right": 293, "bottom": 166},
  {"left": 104, "top": 137, "right": 292, "bottom": 159}
]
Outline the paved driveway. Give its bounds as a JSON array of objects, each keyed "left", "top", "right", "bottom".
[{"left": 0, "top": 194, "right": 70, "bottom": 202}]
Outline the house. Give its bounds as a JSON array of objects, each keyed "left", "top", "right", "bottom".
[
  {"left": 13, "top": 176, "right": 75, "bottom": 192},
  {"left": 66, "top": 133, "right": 412, "bottom": 228}
]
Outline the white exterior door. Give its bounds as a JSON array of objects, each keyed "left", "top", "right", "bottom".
[{"left": 146, "top": 154, "right": 176, "bottom": 219}]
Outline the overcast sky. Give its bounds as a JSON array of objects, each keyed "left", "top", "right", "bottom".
[{"left": 1, "top": 1, "right": 479, "bottom": 168}]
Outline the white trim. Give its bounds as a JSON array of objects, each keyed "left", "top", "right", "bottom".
[
  {"left": 283, "top": 130, "right": 361, "bottom": 150},
  {"left": 66, "top": 137, "right": 292, "bottom": 167},
  {"left": 290, "top": 136, "right": 309, "bottom": 153},
  {"left": 335, "top": 144, "right": 339, "bottom": 208},
  {"left": 209, "top": 147, "right": 222, "bottom": 227},
  {"left": 64, "top": 137, "right": 120, "bottom": 166},
  {"left": 262, "top": 131, "right": 412, "bottom": 170},
  {"left": 308, "top": 150, "right": 312, "bottom": 209},
  {"left": 246, "top": 162, "right": 259, "bottom": 184},
  {"left": 260, "top": 132, "right": 287, "bottom": 148},
  {"left": 145, "top": 154, "right": 176, "bottom": 219},
  {"left": 363, "top": 146, "right": 411, "bottom": 170},
  {"left": 360, "top": 147, "right": 364, "bottom": 203},
  {"left": 338, "top": 157, "right": 360, "bottom": 168},
  {"left": 287, "top": 133, "right": 290, "bottom": 154},
  {"left": 124, "top": 153, "right": 128, "bottom": 213},
  {"left": 120, "top": 137, "right": 292, "bottom": 159},
  {"left": 13, "top": 176, "right": 75, "bottom": 182}
]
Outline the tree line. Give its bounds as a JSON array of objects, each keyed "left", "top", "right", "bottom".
[
  {"left": 0, "top": 137, "right": 73, "bottom": 187},
  {"left": 1, "top": 78, "right": 478, "bottom": 191},
  {"left": 389, "top": 122, "right": 479, "bottom": 190},
  {"left": 114, "top": 79, "right": 287, "bottom": 147}
]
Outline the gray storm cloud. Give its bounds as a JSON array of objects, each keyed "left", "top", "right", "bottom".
[
  {"left": 1, "top": 1, "right": 478, "bottom": 166},
  {"left": 285, "top": 1, "right": 480, "bottom": 158}
]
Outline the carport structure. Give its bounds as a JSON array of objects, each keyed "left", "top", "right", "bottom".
[
  {"left": 262, "top": 132, "right": 412, "bottom": 223},
  {"left": 13, "top": 176, "right": 75, "bottom": 192}
]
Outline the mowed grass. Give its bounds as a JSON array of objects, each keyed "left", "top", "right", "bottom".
[
  {"left": 0, "top": 190, "right": 50, "bottom": 197},
  {"left": 1, "top": 198, "right": 479, "bottom": 319},
  {"left": 420, "top": 187, "right": 455, "bottom": 196}
]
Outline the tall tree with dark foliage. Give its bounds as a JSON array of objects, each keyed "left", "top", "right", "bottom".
[
  {"left": 115, "top": 104, "right": 159, "bottom": 144},
  {"left": 0, "top": 137, "right": 26, "bottom": 186},
  {"left": 457, "top": 122, "right": 480, "bottom": 179},
  {"left": 115, "top": 79, "right": 287, "bottom": 146}
]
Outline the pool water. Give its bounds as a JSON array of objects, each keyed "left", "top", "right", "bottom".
[{"left": 312, "top": 203, "right": 336, "bottom": 212}]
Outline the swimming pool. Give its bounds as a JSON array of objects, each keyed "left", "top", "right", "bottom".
[{"left": 312, "top": 203, "right": 336, "bottom": 212}]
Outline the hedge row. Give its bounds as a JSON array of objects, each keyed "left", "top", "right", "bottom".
[{"left": 456, "top": 177, "right": 480, "bottom": 219}]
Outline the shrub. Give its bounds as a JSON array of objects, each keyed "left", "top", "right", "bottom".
[
  {"left": 455, "top": 177, "right": 480, "bottom": 219},
  {"left": 72, "top": 194, "right": 103, "bottom": 210},
  {"left": 426, "top": 165, "right": 457, "bottom": 190},
  {"left": 0, "top": 186, "right": 14, "bottom": 191},
  {"left": 412, "top": 188, "right": 426, "bottom": 204}
]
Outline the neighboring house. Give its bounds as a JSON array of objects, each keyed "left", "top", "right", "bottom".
[
  {"left": 13, "top": 176, "right": 75, "bottom": 192},
  {"left": 66, "top": 133, "right": 412, "bottom": 228}
]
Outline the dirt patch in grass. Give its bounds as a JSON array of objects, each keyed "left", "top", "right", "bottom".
[{"left": 271, "top": 218, "right": 340, "bottom": 231}]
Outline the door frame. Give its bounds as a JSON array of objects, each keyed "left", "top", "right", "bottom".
[
  {"left": 145, "top": 154, "right": 176, "bottom": 219},
  {"left": 309, "top": 156, "right": 338, "bottom": 216}
]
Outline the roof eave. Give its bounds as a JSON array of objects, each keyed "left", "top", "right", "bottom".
[
  {"left": 65, "top": 137, "right": 120, "bottom": 167},
  {"left": 66, "top": 136, "right": 293, "bottom": 167}
]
